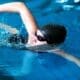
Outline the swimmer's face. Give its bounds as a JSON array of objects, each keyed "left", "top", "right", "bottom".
[
  {"left": 27, "top": 30, "right": 57, "bottom": 52},
  {"left": 35, "top": 30, "right": 46, "bottom": 41},
  {"left": 34, "top": 29, "right": 47, "bottom": 46},
  {"left": 27, "top": 29, "right": 47, "bottom": 47}
]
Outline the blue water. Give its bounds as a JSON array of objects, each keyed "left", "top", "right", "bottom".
[{"left": 0, "top": 0, "right": 80, "bottom": 80}]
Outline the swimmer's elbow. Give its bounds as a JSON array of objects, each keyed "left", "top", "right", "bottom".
[
  {"left": 15, "top": 2, "right": 28, "bottom": 12},
  {"left": 15, "top": 2, "right": 25, "bottom": 7},
  {"left": 13, "top": 2, "right": 25, "bottom": 10},
  {"left": 0, "top": 2, "right": 26, "bottom": 13}
]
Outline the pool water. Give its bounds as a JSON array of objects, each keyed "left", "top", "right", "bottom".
[{"left": 0, "top": 0, "right": 80, "bottom": 80}]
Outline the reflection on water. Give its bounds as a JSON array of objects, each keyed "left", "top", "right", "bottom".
[
  {"left": 0, "top": 47, "right": 37, "bottom": 76},
  {"left": 8, "top": 51, "right": 37, "bottom": 76}
]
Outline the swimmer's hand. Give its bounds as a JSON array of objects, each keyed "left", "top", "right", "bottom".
[{"left": 27, "top": 34, "right": 37, "bottom": 46}]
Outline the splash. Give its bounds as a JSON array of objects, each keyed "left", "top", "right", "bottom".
[{"left": 0, "top": 23, "right": 25, "bottom": 49}]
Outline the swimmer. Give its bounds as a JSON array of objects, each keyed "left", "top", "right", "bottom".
[
  {"left": 0, "top": 2, "right": 80, "bottom": 67},
  {"left": 0, "top": 2, "right": 66, "bottom": 51}
]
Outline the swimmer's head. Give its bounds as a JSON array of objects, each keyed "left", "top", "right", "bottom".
[{"left": 35, "top": 24, "right": 67, "bottom": 45}]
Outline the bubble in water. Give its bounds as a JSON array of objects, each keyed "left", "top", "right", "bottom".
[
  {"left": 62, "top": 5, "right": 74, "bottom": 11},
  {"left": 74, "top": 0, "right": 80, "bottom": 3},
  {"left": 55, "top": 0, "right": 68, "bottom": 3}
]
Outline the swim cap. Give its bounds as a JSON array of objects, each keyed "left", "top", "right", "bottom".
[{"left": 39, "top": 24, "right": 67, "bottom": 45}]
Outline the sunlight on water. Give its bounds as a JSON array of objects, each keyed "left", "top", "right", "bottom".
[
  {"left": 52, "top": 0, "right": 80, "bottom": 12},
  {"left": 55, "top": 0, "right": 68, "bottom": 3}
]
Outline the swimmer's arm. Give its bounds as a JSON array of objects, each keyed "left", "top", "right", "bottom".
[
  {"left": 0, "top": 2, "right": 38, "bottom": 35},
  {"left": 51, "top": 49, "right": 80, "bottom": 67}
]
